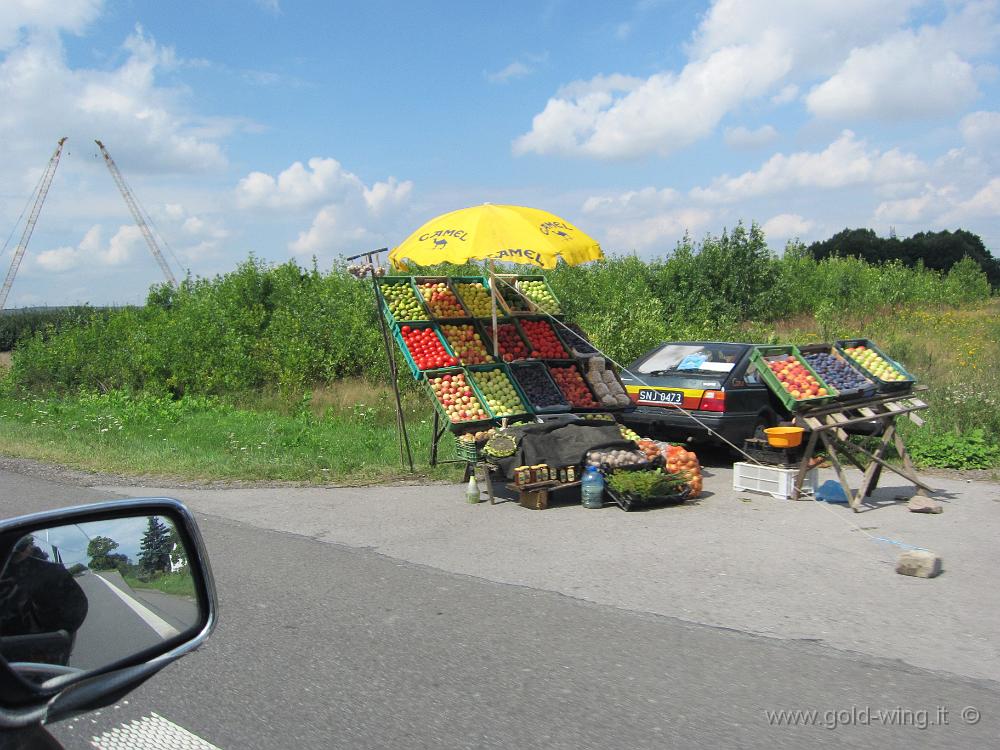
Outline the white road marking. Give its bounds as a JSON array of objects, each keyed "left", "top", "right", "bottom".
[
  {"left": 90, "top": 574, "right": 180, "bottom": 639},
  {"left": 91, "top": 712, "right": 222, "bottom": 749}
]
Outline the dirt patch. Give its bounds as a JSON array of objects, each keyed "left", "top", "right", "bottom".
[{"left": 0, "top": 454, "right": 448, "bottom": 490}]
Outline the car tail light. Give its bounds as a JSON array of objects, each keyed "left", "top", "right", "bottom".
[{"left": 697, "top": 390, "right": 726, "bottom": 412}]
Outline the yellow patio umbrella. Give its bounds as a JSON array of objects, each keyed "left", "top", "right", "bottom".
[{"left": 389, "top": 204, "right": 603, "bottom": 270}]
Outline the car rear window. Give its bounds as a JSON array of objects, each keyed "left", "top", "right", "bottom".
[{"left": 636, "top": 343, "right": 746, "bottom": 375}]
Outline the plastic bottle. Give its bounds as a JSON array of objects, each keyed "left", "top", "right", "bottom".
[
  {"left": 466, "top": 475, "right": 480, "bottom": 504},
  {"left": 581, "top": 466, "right": 604, "bottom": 509}
]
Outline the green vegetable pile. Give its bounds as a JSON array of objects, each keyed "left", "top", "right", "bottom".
[{"left": 607, "top": 468, "right": 687, "bottom": 499}]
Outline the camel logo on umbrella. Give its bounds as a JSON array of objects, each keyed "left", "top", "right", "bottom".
[{"left": 538, "top": 221, "right": 573, "bottom": 241}]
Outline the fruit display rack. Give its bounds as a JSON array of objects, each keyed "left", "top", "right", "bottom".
[
  {"left": 798, "top": 343, "right": 878, "bottom": 402},
  {"left": 545, "top": 361, "right": 602, "bottom": 410},
  {"left": 374, "top": 273, "right": 634, "bottom": 468},
  {"left": 466, "top": 364, "right": 533, "bottom": 421},
  {"left": 750, "top": 345, "right": 837, "bottom": 411},
  {"left": 412, "top": 276, "right": 472, "bottom": 319},
  {"left": 449, "top": 277, "right": 495, "bottom": 318},
  {"left": 555, "top": 321, "right": 601, "bottom": 358},
  {"left": 493, "top": 277, "right": 535, "bottom": 315},
  {"left": 519, "top": 317, "right": 571, "bottom": 359},
  {"left": 424, "top": 368, "right": 496, "bottom": 428},
  {"left": 835, "top": 338, "right": 915, "bottom": 393},
  {"left": 377, "top": 276, "right": 431, "bottom": 326},
  {"left": 509, "top": 361, "right": 571, "bottom": 414},
  {"left": 514, "top": 275, "right": 563, "bottom": 316},
  {"left": 391, "top": 322, "right": 460, "bottom": 379}
]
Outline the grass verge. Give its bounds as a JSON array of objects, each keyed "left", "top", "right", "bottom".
[
  {"left": 0, "top": 384, "right": 464, "bottom": 484},
  {"left": 123, "top": 570, "right": 196, "bottom": 598}
]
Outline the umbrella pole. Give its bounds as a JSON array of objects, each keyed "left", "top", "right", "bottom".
[
  {"left": 488, "top": 260, "right": 499, "bottom": 358},
  {"left": 359, "top": 251, "right": 415, "bottom": 473}
]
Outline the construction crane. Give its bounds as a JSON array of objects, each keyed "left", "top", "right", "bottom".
[
  {"left": 0, "top": 137, "right": 68, "bottom": 309},
  {"left": 95, "top": 140, "right": 178, "bottom": 287}
]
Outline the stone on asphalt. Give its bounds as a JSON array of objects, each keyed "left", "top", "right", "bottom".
[
  {"left": 896, "top": 550, "right": 942, "bottom": 578},
  {"left": 907, "top": 496, "right": 943, "bottom": 513}
]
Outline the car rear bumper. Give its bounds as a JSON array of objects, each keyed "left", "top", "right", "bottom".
[{"left": 621, "top": 405, "right": 759, "bottom": 446}]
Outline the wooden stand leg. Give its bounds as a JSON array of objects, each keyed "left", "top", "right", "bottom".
[
  {"left": 893, "top": 427, "right": 928, "bottom": 498},
  {"left": 793, "top": 429, "right": 820, "bottom": 500},
  {"left": 820, "top": 432, "right": 861, "bottom": 511},
  {"left": 856, "top": 423, "right": 894, "bottom": 501},
  {"left": 430, "top": 411, "right": 444, "bottom": 467}
]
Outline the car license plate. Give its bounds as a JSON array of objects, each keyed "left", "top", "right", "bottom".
[{"left": 638, "top": 388, "right": 683, "bottom": 405}]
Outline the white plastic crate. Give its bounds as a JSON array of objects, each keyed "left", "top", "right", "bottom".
[{"left": 732, "top": 462, "right": 817, "bottom": 500}]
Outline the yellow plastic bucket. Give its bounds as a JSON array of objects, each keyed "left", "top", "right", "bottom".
[{"left": 764, "top": 426, "right": 804, "bottom": 448}]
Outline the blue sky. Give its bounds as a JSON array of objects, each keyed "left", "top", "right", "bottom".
[{"left": 0, "top": 0, "right": 998, "bottom": 306}]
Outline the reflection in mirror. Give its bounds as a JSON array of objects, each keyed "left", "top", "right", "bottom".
[{"left": 0, "top": 515, "right": 200, "bottom": 680}]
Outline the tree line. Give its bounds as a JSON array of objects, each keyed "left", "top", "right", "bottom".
[{"left": 807, "top": 228, "right": 999, "bottom": 288}]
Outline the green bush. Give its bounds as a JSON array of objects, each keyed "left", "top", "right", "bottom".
[
  {"left": 8, "top": 258, "right": 386, "bottom": 396},
  {"left": 5, "top": 231, "right": 991, "bottom": 398},
  {"left": 906, "top": 429, "right": 1000, "bottom": 469},
  {"left": 0, "top": 307, "right": 106, "bottom": 351}
]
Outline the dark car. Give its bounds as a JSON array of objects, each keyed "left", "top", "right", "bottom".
[{"left": 618, "top": 341, "right": 785, "bottom": 448}]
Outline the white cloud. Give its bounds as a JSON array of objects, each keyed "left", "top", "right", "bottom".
[
  {"left": 555, "top": 73, "right": 641, "bottom": 99},
  {"left": 363, "top": 177, "right": 413, "bottom": 216},
  {"left": 486, "top": 61, "right": 530, "bottom": 84},
  {"left": 807, "top": 1, "right": 1000, "bottom": 120},
  {"left": 514, "top": 35, "right": 791, "bottom": 158},
  {"left": 237, "top": 156, "right": 413, "bottom": 257},
  {"left": 770, "top": 84, "right": 798, "bottom": 105},
  {"left": 873, "top": 192, "right": 938, "bottom": 223},
  {"left": 960, "top": 110, "right": 1000, "bottom": 151},
  {"left": 0, "top": 22, "right": 231, "bottom": 174},
  {"left": 515, "top": 0, "right": 1000, "bottom": 158},
  {"left": 691, "top": 131, "right": 926, "bottom": 202},
  {"left": 602, "top": 209, "right": 714, "bottom": 252},
  {"left": 807, "top": 34, "right": 977, "bottom": 120},
  {"left": 34, "top": 224, "right": 142, "bottom": 272},
  {"left": 940, "top": 177, "right": 1000, "bottom": 222},
  {"left": 486, "top": 52, "right": 547, "bottom": 84},
  {"left": 762, "top": 213, "right": 813, "bottom": 240},
  {"left": 723, "top": 124, "right": 778, "bottom": 149},
  {"left": 236, "top": 157, "right": 371, "bottom": 210},
  {"left": 289, "top": 205, "right": 378, "bottom": 258},
  {"left": 689, "top": 0, "right": 922, "bottom": 75},
  {"left": 0, "top": 0, "right": 102, "bottom": 51},
  {"left": 582, "top": 187, "right": 679, "bottom": 217}
]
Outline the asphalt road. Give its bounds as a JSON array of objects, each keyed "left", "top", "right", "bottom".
[
  {"left": 1, "top": 468, "right": 997, "bottom": 749},
  {"left": 71, "top": 570, "right": 172, "bottom": 670}
]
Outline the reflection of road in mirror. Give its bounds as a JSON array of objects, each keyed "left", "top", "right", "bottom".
[
  {"left": 71, "top": 569, "right": 198, "bottom": 671},
  {"left": 1, "top": 514, "right": 202, "bottom": 675}
]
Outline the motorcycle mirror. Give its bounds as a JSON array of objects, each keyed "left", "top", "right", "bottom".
[{"left": 0, "top": 499, "right": 217, "bottom": 728}]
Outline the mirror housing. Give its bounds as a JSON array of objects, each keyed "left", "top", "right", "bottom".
[{"left": 0, "top": 498, "right": 217, "bottom": 728}]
